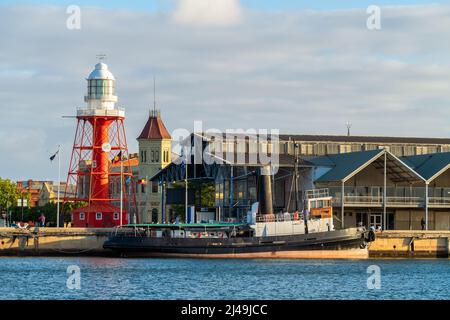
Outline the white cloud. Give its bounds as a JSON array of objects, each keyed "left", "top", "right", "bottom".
[
  {"left": 1, "top": 5, "right": 450, "bottom": 180},
  {"left": 172, "top": 0, "right": 243, "bottom": 26}
]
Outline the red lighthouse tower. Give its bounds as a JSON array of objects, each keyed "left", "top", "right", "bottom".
[{"left": 64, "top": 62, "right": 138, "bottom": 228}]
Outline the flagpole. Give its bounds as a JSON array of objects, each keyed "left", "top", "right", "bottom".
[
  {"left": 185, "top": 155, "right": 188, "bottom": 224},
  {"left": 57, "top": 144, "right": 61, "bottom": 228}
]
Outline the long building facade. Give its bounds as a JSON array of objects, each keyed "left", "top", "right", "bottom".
[{"left": 151, "top": 133, "right": 450, "bottom": 230}]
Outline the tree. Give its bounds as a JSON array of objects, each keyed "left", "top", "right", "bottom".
[
  {"left": 62, "top": 201, "right": 88, "bottom": 222},
  {"left": 169, "top": 182, "right": 216, "bottom": 222},
  {"left": 199, "top": 183, "right": 215, "bottom": 207},
  {"left": 0, "top": 178, "right": 18, "bottom": 214}
]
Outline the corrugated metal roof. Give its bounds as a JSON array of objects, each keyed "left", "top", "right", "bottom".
[
  {"left": 401, "top": 152, "right": 450, "bottom": 181},
  {"left": 310, "top": 149, "right": 383, "bottom": 183},
  {"left": 309, "top": 149, "right": 424, "bottom": 183}
]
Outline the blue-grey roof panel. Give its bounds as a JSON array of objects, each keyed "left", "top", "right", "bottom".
[
  {"left": 401, "top": 152, "right": 450, "bottom": 181},
  {"left": 310, "top": 149, "right": 383, "bottom": 182}
]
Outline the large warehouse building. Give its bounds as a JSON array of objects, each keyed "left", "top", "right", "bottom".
[{"left": 149, "top": 131, "right": 450, "bottom": 231}]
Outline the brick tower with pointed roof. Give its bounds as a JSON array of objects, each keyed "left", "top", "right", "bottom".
[{"left": 137, "top": 109, "right": 172, "bottom": 223}]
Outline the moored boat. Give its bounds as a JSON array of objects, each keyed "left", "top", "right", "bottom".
[{"left": 103, "top": 189, "right": 375, "bottom": 259}]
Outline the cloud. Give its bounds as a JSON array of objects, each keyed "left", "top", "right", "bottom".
[
  {"left": 171, "top": 0, "right": 243, "bottom": 26},
  {"left": 1, "top": 4, "right": 450, "bottom": 180}
]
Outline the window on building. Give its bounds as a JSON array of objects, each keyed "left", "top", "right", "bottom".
[
  {"left": 327, "top": 144, "right": 339, "bottom": 154},
  {"left": 339, "top": 144, "right": 351, "bottom": 154},
  {"left": 416, "top": 146, "right": 427, "bottom": 155},
  {"left": 351, "top": 144, "right": 362, "bottom": 153},
  {"left": 152, "top": 181, "right": 159, "bottom": 193},
  {"left": 390, "top": 145, "right": 403, "bottom": 156},
  {"left": 428, "top": 146, "right": 438, "bottom": 154},
  {"left": 315, "top": 144, "right": 326, "bottom": 156},
  {"left": 113, "top": 212, "right": 119, "bottom": 220},
  {"left": 213, "top": 141, "right": 223, "bottom": 153},
  {"left": 151, "top": 150, "right": 155, "bottom": 162},
  {"left": 248, "top": 140, "right": 258, "bottom": 153},
  {"left": 403, "top": 146, "right": 415, "bottom": 156},
  {"left": 96, "top": 212, "right": 102, "bottom": 220},
  {"left": 259, "top": 142, "right": 268, "bottom": 154},
  {"left": 300, "top": 144, "right": 313, "bottom": 155},
  {"left": 141, "top": 184, "right": 146, "bottom": 194},
  {"left": 151, "top": 209, "right": 158, "bottom": 223},
  {"left": 79, "top": 212, "right": 85, "bottom": 220},
  {"left": 364, "top": 144, "right": 377, "bottom": 151},
  {"left": 155, "top": 151, "right": 159, "bottom": 162},
  {"left": 237, "top": 140, "right": 246, "bottom": 153},
  {"left": 283, "top": 142, "right": 289, "bottom": 155}
]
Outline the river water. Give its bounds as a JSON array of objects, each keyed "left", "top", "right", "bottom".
[{"left": 0, "top": 257, "right": 448, "bottom": 300}]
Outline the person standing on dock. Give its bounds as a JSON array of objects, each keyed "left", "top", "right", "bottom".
[
  {"left": 38, "top": 213, "right": 46, "bottom": 227},
  {"left": 421, "top": 217, "right": 426, "bottom": 230}
]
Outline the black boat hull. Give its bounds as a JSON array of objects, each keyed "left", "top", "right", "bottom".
[{"left": 103, "top": 227, "right": 373, "bottom": 259}]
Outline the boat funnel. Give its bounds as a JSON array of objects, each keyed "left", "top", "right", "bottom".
[{"left": 258, "top": 165, "right": 274, "bottom": 216}]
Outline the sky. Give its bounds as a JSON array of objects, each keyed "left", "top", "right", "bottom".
[{"left": 1, "top": 0, "right": 450, "bottom": 182}]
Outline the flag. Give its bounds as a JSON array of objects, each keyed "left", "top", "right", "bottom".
[
  {"left": 137, "top": 178, "right": 147, "bottom": 185},
  {"left": 113, "top": 151, "right": 122, "bottom": 164},
  {"left": 180, "top": 156, "right": 187, "bottom": 169},
  {"left": 50, "top": 150, "right": 59, "bottom": 162}
]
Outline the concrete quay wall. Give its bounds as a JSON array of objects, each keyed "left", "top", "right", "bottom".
[
  {"left": 369, "top": 230, "right": 450, "bottom": 258},
  {"left": 0, "top": 228, "right": 114, "bottom": 256}
]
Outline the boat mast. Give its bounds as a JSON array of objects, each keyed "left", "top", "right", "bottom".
[{"left": 294, "top": 143, "right": 300, "bottom": 212}]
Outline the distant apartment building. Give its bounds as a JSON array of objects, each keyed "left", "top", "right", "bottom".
[
  {"left": 16, "top": 180, "right": 52, "bottom": 207},
  {"left": 16, "top": 180, "right": 76, "bottom": 208},
  {"left": 38, "top": 182, "right": 76, "bottom": 207}
]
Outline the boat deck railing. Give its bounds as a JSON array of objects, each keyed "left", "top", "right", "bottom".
[
  {"left": 256, "top": 213, "right": 304, "bottom": 223},
  {"left": 305, "top": 188, "right": 330, "bottom": 199}
]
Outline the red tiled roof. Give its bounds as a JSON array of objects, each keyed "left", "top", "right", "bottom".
[{"left": 138, "top": 115, "right": 171, "bottom": 140}]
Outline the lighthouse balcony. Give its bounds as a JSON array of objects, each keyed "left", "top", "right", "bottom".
[{"left": 77, "top": 107, "right": 125, "bottom": 118}]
